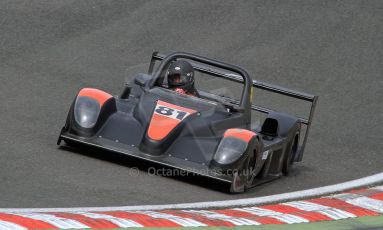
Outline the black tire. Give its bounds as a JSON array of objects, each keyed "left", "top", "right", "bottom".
[
  {"left": 244, "top": 151, "right": 257, "bottom": 189},
  {"left": 230, "top": 153, "right": 256, "bottom": 193},
  {"left": 230, "top": 137, "right": 260, "bottom": 193},
  {"left": 282, "top": 134, "right": 299, "bottom": 175},
  {"left": 244, "top": 137, "right": 262, "bottom": 189}
]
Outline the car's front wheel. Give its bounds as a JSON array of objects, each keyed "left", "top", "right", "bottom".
[{"left": 244, "top": 150, "right": 257, "bottom": 189}]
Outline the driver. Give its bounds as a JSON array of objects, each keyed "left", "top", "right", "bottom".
[{"left": 167, "top": 60, "right": 199, "bottom": 96}]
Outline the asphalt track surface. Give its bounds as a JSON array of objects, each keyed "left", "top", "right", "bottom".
[{"left": 0, "top": 1, "right": 382, "bottom": 208}]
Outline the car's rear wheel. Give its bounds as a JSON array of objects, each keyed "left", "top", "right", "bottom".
[{"left": 282, "top": 134, "right": 299, "bottom": 175}]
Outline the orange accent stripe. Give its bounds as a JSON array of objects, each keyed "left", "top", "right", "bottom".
[
  {"left": 78, "top": 88, "right": 112, "bottom": 106},
  {"left": 224, "top": 128, "right": 256, "bottom": 142},
  {"left": 147, "top": 100, "right": 196, "bottom": 141},
  {"left": 148, "top": 113, "right": 182, "bottom": 141}
]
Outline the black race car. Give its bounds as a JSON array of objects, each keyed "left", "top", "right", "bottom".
[{"left": 58, "top": 52, "right": 318, "bottom": 193}]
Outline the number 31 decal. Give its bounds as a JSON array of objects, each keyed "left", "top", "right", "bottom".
[{"left": 154, "top": 105, "right": 190, "bottom": 121}]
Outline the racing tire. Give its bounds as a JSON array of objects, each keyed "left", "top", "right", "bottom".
[
  {"left": 282, "top": 134, "right": 299, "bottom": 175},
  {"left": 244, "top": 150, "right": 257, "bottom": 189},
  {"left": 244, "top": 137, "right": 261, "bottom": 190}
]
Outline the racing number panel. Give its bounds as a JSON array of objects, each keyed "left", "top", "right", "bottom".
[{"left": 147, "top": 100, "right": 197, "bottom": 141}]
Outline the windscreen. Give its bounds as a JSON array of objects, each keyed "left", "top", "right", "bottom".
[
  {"left": 151, "top": 58, "right": 245, "bottom": 102},
  {"left": 194, "top": 69, "right": 243, "bottom": 102}
]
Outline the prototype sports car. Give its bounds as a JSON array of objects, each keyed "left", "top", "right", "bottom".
[{"left": 58, "top": 52, "right": 318, "bottom": 193}]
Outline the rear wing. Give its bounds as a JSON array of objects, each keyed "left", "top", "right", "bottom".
[
  {"left": 251, "top": 81, "right": 318, "bottom": 162},
  {"left": 149, "top": 52, "right": 318, "bottom": 161}
]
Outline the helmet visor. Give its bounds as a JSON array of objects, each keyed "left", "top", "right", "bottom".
[{"left": 168, "top": 73, "right": 190, "bottom": 87}]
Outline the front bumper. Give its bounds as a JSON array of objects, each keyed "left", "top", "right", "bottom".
[{"left": 58, "top": 132, "right": 233, "bottom": 184}]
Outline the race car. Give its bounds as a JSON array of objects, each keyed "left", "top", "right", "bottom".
[{"left": 57, "top": 51, "right": 318, "bottom": 193}]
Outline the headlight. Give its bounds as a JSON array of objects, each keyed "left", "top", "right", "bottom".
[
  {"left": 213, "top": 137, "right": 248, "bottom": 165},
  {"left": 74, "top": 96, "right": 101, "bottom": 128}
]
